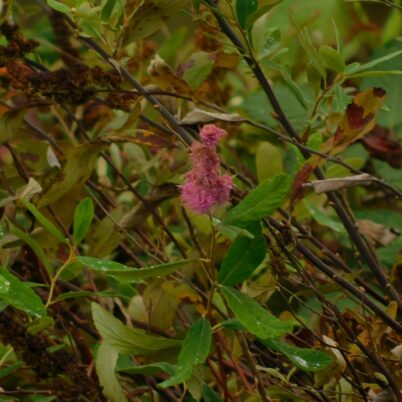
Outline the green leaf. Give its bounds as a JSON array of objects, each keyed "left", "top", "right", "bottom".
[
  {"left": 361, "top": 40, "right": 402, "bottom": 128},
  {"left": 218, "top": 223, "right": 266, "bottom": 286},
  {"left": 352, "top": 49, "right": 402, "bottom": 74},
  {"left": 203, "top": 384, "right": 223, "bottom": 402},
  {"left": 27, "top": 316, "right": 55, "bottom": 335},
  {"left": 221, "top": 286, "right": 293, "bottom": 339},
  {"left": 214, "top": 219, "right": 254, "bottom": 241},
  {"left": 80, "top": 20, "right": 104, "bottom": 41},
  {"left": 21, "top": 199, "right": 68, "bottom": 244},
  {"left": 258, "top": 60, "right": 309, "bottom": 110},
  {"left": 0, "top": 274, "right": 10, "bottom": 294},
  {"left": 246, "top": 1, "right": 283, "bottom": 29},
  {"left": 290, "top": 15, "right": 325, "bottom": 78},
  {"left": 319, "top": 45, "right": 345, "bottom": 74},
  {"left": 182, "top": 52, "right": 215, "bottom": 90},
  {"left": 303, "top": 200, "right": 345, "bottom": 233},
  {"left": 262, "top": 338, "right": 333, "bottom": 372},
  {"left": 334, "top": 85, "right": 353, "bottom": 113},
  {"left": 347, "top": 70, "right": 402, "bottom": 79},
  {"left": 54, "top": 290, "right": 125, "bottom": 302},
  {"left": 7, "top": 220, "right": 52, "bottom": 273},
  {"left": 118, "top": 361, "right": 175, "bottom": 376},
  {"left": 101, "top": 0, "right": 124, "bottom": 22},
  {"left": 96, "top": 342, "right": 127, "bottom": 402},
  {"left": 160, "top": 318, "right": 212, "bottom": 388},
  {"left": 46, "top": 0, "right": 72, "bottom": 17},
  {"left": 101, "top": 0, "right": 115, "bottom": 21},
  {"left": 73, "top": 197, "right": 94, "bottom": 245},
  {"left": 242, "top": 87, "right": 309, "bottom": 132},
  {"left": 0, "top": 269, "right": 46, "bottom": 317},
  {"left": 91, "top": 303, "right": 181, "bottom": 354},
  {"left": 253, "top": 24, "right": 281, "bottom": 60},
  {"left": 224, "top": 174, "right": 290, "bottom": 227},
  {"left": 373, "top": 159, "right": 402, "bottom": 190},
  {"left": 280, "top": 66, "right": 309, "bottom": 111},
  {"left": 236, "top": 0, "right": 259, "bottom": 29},
  {"left": 78, "top": 257, "right": 197, "bottom": 283},
  {"left": 256, "top": 142, "right": 283, "bottom": 182}
]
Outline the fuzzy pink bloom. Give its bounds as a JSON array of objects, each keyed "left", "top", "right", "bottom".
[
  {"left": 180, "top": 125, "right": 232, "bottom": 214},
  {"left": 200, "top": 124, "right": 227, "bottom": 148}
]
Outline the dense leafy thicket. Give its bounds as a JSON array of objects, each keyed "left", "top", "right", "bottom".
[{"left": 0, "top": 1, "right": 401, "bottom": 401}]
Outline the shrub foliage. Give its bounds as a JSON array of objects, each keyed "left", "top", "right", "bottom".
[{"left": 0, "top": 0, "right": 401, "bottom": 401}]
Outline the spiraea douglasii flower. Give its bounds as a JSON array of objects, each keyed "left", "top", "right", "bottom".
[{"left": 180, "top": 124, "right": 232, "bottom": 214}]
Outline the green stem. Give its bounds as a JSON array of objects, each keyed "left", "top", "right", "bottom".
[{"left": 45, "top": 247, "right": 75, "bottom": 308}]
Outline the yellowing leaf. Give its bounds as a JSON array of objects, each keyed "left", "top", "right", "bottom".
[
  {"left": 148, "top": 55, "right": 193, "bottom": 95},
  {"left": 0, "top": 107, "right": 26, "bottom": 144},
  {"left": 96, "top": 342, "right": 128, "bottom": 402},
  {"left": 39, "top": 143, "right": 106, "bottom": 207},
  {"left": 306, "top": 88, "right": 386, "bottom": 170},
  {"left": 0, "top": 0, "right": 14, "bottom": 24},
  {"left": 121, "top": 0, "right": 188, "bottom": 45},
  {"left": 256, "top": 142, "right": 283, "bottom": 182}
]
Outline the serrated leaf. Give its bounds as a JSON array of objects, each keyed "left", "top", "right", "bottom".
[
  {"left": 92, "top": 303, "right": 181, "bottom": 354},
  {"left": 96, "top": 342, "right": 127, "bottom": 402},
  {"left": 0, "top": 269, "right": 46, "bottom": 317},
  {"left": 224, "top": 173, "right": 290, "bottom": 227},
  {"left": 78, "top": 257, "right": 197, "bottom": 283},
  {"left": 262, "top": 338, "right": 333, "bottom": 372},
  {"left": 160, "top": 318, "right": 211, "bottom": 388},
  {"left": 73, "top": 197, "right": 94, "bottom": 245},
  {"left": 221, "top": 286, "right": 293, "bottom": 339},
  {"left": 236, "top": 0, "right": 259, "bottom": 30},
  {"left": 218, "top": 223, "right": 266, "bottom": 286}
]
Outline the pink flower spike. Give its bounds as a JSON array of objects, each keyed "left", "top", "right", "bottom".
[
  {"left": 200, "top": 124, "right": 227, "bottom": 148},
  {"left": 179, "top": 127, "right": 232, "bottom": 214}
]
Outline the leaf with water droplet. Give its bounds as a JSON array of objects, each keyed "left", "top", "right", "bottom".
[
  {"left": 221, "top": 286, "right": 293, "bottom": 339},
  {"left": 0, "top": 268, "right": 46, "bottom": 317},
  {"left": 262, "top": 338, "right": 333, "bottom": 372}
]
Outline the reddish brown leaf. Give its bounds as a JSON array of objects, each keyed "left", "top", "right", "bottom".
[
  {"left": 291, "top": 163, "right": 314, "bottom": 202},
  {"left": 361, "top": 127, "right": 402, "bottom": 168},
  {"left": 305, "top": 87, "right": 386, "bottom": 170}
]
